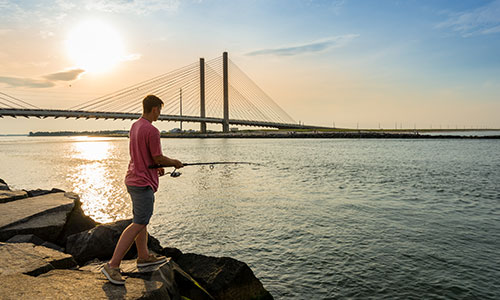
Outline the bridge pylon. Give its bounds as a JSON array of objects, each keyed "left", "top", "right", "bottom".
[
  {"left": 223, "top": 51, "right": 229, "bottom": 132},
  {"left": 199, "top": 58, "right": 207, "bottom": 133}
]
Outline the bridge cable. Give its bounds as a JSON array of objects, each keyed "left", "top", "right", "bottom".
[{"left": 0, "top": 92, "right": 40, "bottom": 109}]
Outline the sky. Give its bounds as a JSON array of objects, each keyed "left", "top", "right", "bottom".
[{"left": 1, "top": 0, "right": 500, "bottom": 133}]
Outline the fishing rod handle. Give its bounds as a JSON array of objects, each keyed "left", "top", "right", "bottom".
[
  {"left": 149, "top": 163, "right": 193, "bottom": 169},
  {"left": 149, "top": 164, "right": 168, "bottom": 169}
]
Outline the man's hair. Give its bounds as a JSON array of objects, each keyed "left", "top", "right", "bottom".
[{"left": 143, "top": 95, "right": 164, "bottom": 113}]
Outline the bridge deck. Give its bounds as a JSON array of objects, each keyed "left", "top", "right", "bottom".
[{"left": 0, "top": 108, "right": 326, "bottom": 130}]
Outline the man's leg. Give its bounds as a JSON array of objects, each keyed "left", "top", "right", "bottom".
[
  {"left": 108, "top": 223, "right": 146, "bottom": 268},
  {"left": 135, "top": 225, "right": 150, "bottom": 260}
]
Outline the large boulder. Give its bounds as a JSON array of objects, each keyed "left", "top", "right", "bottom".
[
  {"left": 0, "top": 242, "right": 77, "bottom": 276},
  {"left": 176, "top": 253, "right": 273, "bottom": 300},
  {"left": 0, "top": 269, "right": 170, "bottom": 300},
  {"left": 65, "top": 219, "right": 163, "bottom": 265},
  {"left": 0, "top": 192, "right": 77, "bottom": 242},
  {"left": 56, "top": 194, "right": 98, "bottom": 245}
]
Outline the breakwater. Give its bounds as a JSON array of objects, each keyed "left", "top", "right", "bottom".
[
  {"left": 0, "top": 180, "right": 273, "bottom": 300},
  {"left": 27, "top": 129, "right": 500, "bottom": 139},
  {"left": 162, "top": 130, "right": 500, "bottom": 139}
]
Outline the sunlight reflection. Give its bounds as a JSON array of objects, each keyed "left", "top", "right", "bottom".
[
  {"left": 67, "top": 138, "right": 131, "bottom": 223},
  {"left": 71, "top": 137, "right": 112, "bottom": 161}
]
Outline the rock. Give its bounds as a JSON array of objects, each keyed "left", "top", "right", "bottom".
[
  {"left": 0, "top": 269, "right": 170, "bottom": 300},
  {"left": 6, "top": 234, "right": 45, "bottom": 245},
  {"left": 24, "top": 188, "right": 65, "bottom": 197},
  {"left": 66, "top": 219, "right": 132, "bottom": 265},
  {"left": 81, "top": 258, "right": 213, "bottom": 300},
  {"left": 145, "top": 231, "right": 164, "bottom": 254},
  {"left": 65, "top": 219, "right": 162, "bottom": 265},
  {"left": 161, "top": 247, "right": 183, "bottom": 260},
  {"left": 32, "top": 244, "right": 77, "bottom": 269},
  {"left": 7, "top": 234, "right": 65, "bottom": 252},
  {"left": 0, "top": 178, "right": 9, "bottom": 191},
  {"left": 0, "top": 192, "right": 76, "bottom": 242},
  {"left": 0, "top": 190, "right": 28, "bottom": 203},
  {"left": 123, "top": 259, "right": 214, "bottom": 300},
  {"left": 176, "top": 253, "right": 273, "bottom": 300},
  {"left": 56, "top": 192, "right": 98, "bottom": 245},
  {"left": 41, "top": 241, "right": 65, "bottom": 252},
  {"left": 169, "top": 260, "right": 214, "bottom": 300},
  {"left": 0, "top": 242, "right": 77, "bottom": 276}
]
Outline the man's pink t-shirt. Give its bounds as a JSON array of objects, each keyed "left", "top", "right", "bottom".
[{"left": 125, "top": 117, "right": 163, "bottom": 192}]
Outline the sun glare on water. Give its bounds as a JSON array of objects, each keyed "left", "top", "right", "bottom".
[{"left": 65, "top": 20, "right": 126, "bottom": 73}]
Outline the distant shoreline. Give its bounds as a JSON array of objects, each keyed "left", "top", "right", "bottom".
[{"left": 23, "top": 129, "right": 500, "bottom": 139}]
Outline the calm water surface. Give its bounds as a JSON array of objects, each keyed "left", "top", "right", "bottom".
[{"left": 1, "top": 136, "right": 499, "bottom": 299}]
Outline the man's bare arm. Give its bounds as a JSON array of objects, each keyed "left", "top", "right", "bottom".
[{"left": 153, "top": 155, "right": 184, "bottom": 169}]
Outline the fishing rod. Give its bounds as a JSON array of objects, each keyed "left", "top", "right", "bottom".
[{"left": 148, "top": 161, "right": 258, "bottom": 178}]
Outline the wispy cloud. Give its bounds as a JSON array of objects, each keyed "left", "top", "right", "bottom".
[
  {"left": 1, "top": 0, "right": 181, "bottom": 27},
  {"left": 0, "top": 1, "right": 26, "bottom": 22},
  {"left": 246, "top": 35, "right": 359, "bottom": 57},
  {"left": 82, "top": 0, "right": 180, "bottom": 15},
  {"left": 0, "top": 77, "right": 54, "bottom": 88},
  {"left": 438, "top": 0, "right": 500, "bottom": 37},
  {"left": 329, "top": 0, "right": 346, "bottom": 15},
  {"left": 0, "top": 68, "right": 85, "bottom": 88},
  {"left": 43, "top": 69, "right": 85, "bottom": 81}
]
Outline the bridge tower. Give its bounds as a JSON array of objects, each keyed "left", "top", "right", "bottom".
[
  {"left": 223, "top": 51, "right": 229, "bottom": 132},
  {"left": 199, "top": 58, "right": 206, "bottom": 133}
]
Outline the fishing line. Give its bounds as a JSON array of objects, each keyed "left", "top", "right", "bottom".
[{"left": 148, "top": 162, "right": 258, "bottom": 178}]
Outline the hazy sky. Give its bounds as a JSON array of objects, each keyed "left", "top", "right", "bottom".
[{"left": 1, "top": 0, "right": 500, "bottom": 133}]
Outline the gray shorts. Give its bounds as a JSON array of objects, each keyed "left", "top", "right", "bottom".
[{"left": 126, "top": 185, "right": 155, "bottom": 225}]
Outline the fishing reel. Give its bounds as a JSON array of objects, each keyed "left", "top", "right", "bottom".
[{"left": 169, "top": 169, "right": 182, "bottom": 178}]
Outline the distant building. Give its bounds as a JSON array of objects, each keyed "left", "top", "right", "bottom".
[
  {"left": 230, "top": 127, "right": 239, "bottom": 132},
  {"left": 170, "top": 128, "right": 182, "bottom": 133}
]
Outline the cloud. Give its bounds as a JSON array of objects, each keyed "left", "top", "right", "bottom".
[
  {"left": 0, "top": 68, "right": 85, "bottom": 88},
  {"left": 82, "top": 0, "right": 180, "bottom": 15},
  {"left": 329, "top": 0, "right": 346, "bottom": 15},
  {"left": 43, "top": 69, "right": 85, "bottom": 81},
  {"left": 2, "top": 0, "right": 181, "bottom": 28},
  {"left": 0, "top": 1, "right": 26, "bottom": 22},
  {"left": 437, "top": 0, "right": 500, "bottom": 37},
  {"left": 246, "top": 35, "right": 359, "bottom": 57},
  {"left": 0, "top": 76, "right": 54, "bottom": 88}
]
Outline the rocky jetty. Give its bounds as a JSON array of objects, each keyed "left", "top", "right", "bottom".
[{"left": 0, "top": 179, "right": 273, "bottom": 300}]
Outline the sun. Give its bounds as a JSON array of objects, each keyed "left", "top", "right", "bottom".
[{"left": 65, "top": 20, "right": 126, "bottom": 73}]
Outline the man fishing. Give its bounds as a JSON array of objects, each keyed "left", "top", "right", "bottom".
[{"left": 102, "top": 94, "right": 183, "bottom": 285}]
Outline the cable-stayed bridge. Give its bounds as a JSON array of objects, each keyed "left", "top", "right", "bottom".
[{"left": 1, "top": 52, "right": 327, "bottom": 132}]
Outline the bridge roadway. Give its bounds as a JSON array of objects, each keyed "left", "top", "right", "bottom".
[{"left": 0, "top": 108, "right": 326, "bottom": 130}]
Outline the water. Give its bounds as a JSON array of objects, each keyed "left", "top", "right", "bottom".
[
  {"left": 1, "top": 136, "right": 499, "bottom": 299},
  {"left": 422, "top": 130, "right": 500, "bottom": 137}
]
